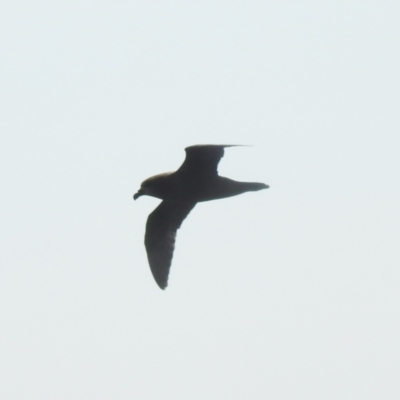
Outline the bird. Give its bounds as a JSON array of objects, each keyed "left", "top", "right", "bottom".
[{"left": 133, "top": 144, "right": 269, "bottom": 289}]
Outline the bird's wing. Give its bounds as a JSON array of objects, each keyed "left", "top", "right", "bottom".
[
  {"left": 177, "top": 144, "right": 241, "bottom": 176},
  {"left": 145, "top": 201, "right": 196, "bottom": 289}
]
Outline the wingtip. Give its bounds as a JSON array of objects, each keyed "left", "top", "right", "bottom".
[{"left": 156, "top": 281, "right": 167, "bottom": 290}]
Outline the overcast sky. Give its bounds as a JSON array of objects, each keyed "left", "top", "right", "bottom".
[{"left": 1, "top": 2, "right": 399, "bottom": 399}]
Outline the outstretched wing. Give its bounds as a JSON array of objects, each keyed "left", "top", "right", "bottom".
[
  {"left": 177, "top": 144, "right": 241, "bottom": 176},
  {"left": 145, "top": 201, "right": 196, "bottom": 289}
]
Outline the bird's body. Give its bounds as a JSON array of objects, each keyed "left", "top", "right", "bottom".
[
  {"left": 134, "top": 145, "right": 269, "bottom": 289},
  {"left": 137, "top": 172, "right": 265, "bottom": 203}
]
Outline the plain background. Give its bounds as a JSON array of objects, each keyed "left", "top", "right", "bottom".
[{"left": 1, "top": 2, "right": 399, "bottom": 399}]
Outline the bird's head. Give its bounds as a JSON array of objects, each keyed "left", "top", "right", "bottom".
[{"left": 133, "top": 173, "right": 172, "bottom": 201}]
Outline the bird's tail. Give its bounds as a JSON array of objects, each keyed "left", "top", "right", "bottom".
[
  {"left": 213, "top": 177, "right": 269, "bottom": 199},
  {"left": 244, "top": 182, "right": 269, "bottom": 191}
]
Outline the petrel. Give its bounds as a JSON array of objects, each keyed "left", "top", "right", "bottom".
[{"left": 133, "top": 144, "right": 269, "bottom": 289}]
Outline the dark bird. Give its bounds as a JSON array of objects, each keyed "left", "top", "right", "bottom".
[{"left": 133, "top": 144, "right": 269, "bottom": 289}]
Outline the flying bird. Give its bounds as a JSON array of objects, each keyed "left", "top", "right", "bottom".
[{"left": 133, "top": 144, "right": 269, "bottom": 289}]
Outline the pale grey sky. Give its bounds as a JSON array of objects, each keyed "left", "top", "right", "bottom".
[{"left": 1, "top": 2, "right": 399, "bottom": 399}]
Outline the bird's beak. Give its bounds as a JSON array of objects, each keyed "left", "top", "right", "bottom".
[{"left": 133, "top": 189, "right": 144, "bottom": 200}]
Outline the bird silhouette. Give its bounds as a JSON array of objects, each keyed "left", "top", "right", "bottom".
[{"left": 133, "top": 144, "right": 269, "bottom": 289}]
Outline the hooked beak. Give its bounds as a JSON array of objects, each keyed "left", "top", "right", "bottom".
[{"left": 133, "top": 189, "right": 144, "bottom": 200}]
